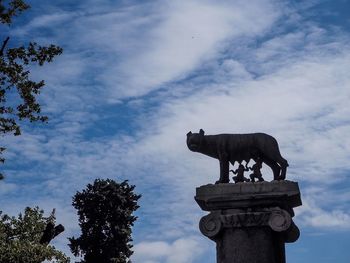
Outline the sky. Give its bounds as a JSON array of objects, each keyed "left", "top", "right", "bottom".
[{"left": 1, "top": 0, "right": 350, "bottom": 262}]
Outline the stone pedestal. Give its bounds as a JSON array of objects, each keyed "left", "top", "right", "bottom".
[{"left": 195, "top": 181, "right": 302, "bottom": 263}]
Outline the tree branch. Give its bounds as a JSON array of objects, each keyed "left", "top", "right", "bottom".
[{"left": 0, "top": 36, "right": 10, "bottom": 56}]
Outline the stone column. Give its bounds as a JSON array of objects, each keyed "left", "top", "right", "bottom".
[{"left": 195, "top": 181, "right": 302, "bottom": 263}]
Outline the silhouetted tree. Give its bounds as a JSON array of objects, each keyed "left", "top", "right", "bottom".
[
  {"left": 0, "top": 206, "right": 69, "bottom": 263},
  {"left": 0, "top": 0, "right": 63, "bottom": 178},
  {"left": 69, "top": 179, "right": 141, "bottom": 263}
]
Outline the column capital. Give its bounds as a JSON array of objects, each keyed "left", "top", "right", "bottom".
[{"left": 199, "top": 207, "right": 299, "bottom": 242}]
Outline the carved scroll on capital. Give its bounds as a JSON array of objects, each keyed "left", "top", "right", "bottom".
[
  {"left": 199, "top": 213, "right": 222, "bottom": 238},
  {"left": 268, "top": 209, "right": 291, "bottom": 232},
  {"left": 221, "top": 211, "right": 270, "bottom": 228},
  {"left": 284, "top": 222, "right": 300, "bottom": 243}
]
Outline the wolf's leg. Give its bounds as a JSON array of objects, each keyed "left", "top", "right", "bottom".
[
  {"left": 277, "top": 157, "right": 288, "bottom": 179},
  {"left": 216, "top": 157, "right": 229, "bottom": 184}
]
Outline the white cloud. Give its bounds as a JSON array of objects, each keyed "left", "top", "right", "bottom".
[
  {"left": 10, "top": 0, "right": 282, "bottom": 102},
  {"left": 11, "top": 12, "right": 75, "bottom": 36},
  {"left": 132, "top": 237, "right": 208, "bottom": 263},
  {"left": 34, "top": 0, "right": 279, "bottom": 101},
  {"left": 296, "top": 189, "right": 350, "bottom": 229},
  {"left": 102, "top": 0, "right": 280, "bottom": 99}
]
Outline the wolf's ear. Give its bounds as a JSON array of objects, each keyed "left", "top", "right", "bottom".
[
  {"left": 199, "top": 129, "right": 205, "bottom": 135},
  {"left": 187, "top": 131, "right": 192, "bottom": 137}
]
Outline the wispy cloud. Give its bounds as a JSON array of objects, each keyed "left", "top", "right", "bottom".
[
  {"left": 297, "top": 186, "right": 350, "bottom": 229},
  {"left": 100, "top": 0, "right": 280, "bottom": 99},
  {"left": 13, "top": 0, "right": 281, "bottom": 101}
]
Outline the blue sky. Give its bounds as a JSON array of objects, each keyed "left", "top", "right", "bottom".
[{"left": 1, "top": 0, "right": 350, "bottom": 262}]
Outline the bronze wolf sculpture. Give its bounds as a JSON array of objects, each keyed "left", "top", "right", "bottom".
[{"left": 186, "top": 129, "right": 288, "bottom": 183}]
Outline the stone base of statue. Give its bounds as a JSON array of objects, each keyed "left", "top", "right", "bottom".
[{"left": 195, "top": 180, "right": 302, "bottom": 263}]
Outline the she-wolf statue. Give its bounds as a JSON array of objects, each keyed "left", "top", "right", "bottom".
[{"left": 186, "top": 129, "right": 288, "bottom": 184}]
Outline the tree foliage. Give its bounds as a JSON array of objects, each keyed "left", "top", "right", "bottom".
[
  {"left": 0, "top": 0, "right": 63, "bottom": 177},
  {"left": 0, "top": 206, "right": 70, "bottom": 263},
  {"left": 69, "top": 179, "right": 141, "bottom": 263}
]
